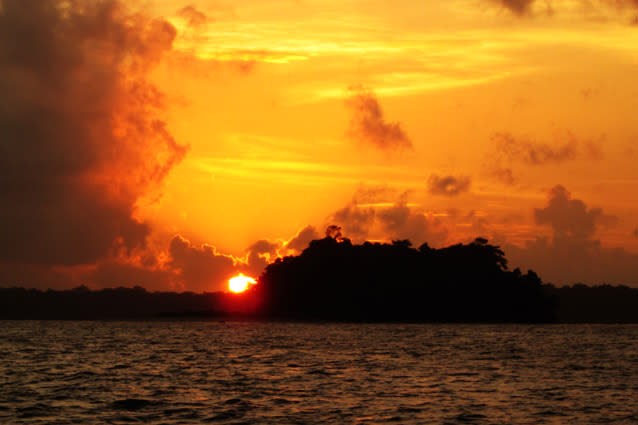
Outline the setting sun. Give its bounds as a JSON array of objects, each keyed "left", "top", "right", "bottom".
[{"left": 228, "top": 274, "right": 257, "bottom": 293}]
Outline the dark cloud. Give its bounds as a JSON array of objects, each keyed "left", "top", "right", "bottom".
[
  {"left": 168, "top": 236, "right": 237, "bottom": 292},
  {"left": 377, "top": 199, "right": 448, "bottom": 247},
  {"left": 76, "top": 227, "right": 318, "bottom": 291},
  {"left": 89, "top": 235, "right": 283, "bottom": 292},
  {"left": 427, "top": 174, "right": 472, "bottom": 197},
  {"left": 245, "top": 239, "right": 281, "bottom": 276},
  {"left": 286, "top": 225, "right": 320, "bottom": 253},
  {"left": 0, "top": 0, "right": 186, "bottom": 267},
  {"left": 534, "top": 185, "right": 616, "bottom": 239},
  {"left": 178, "top": 5, "right": 209, "bottom": 28},
  {"left": 493, "top": 0, "right": 536, "bottom": 15},
  {"left": 505, "top": 185, "right": 637, "bottom": 286},
  {"left": 633, "top": 228, "right": 638, "bottom": 238},
  {"left": 241, "top": 226, "right": 325, "bottom": 277},
  {"left": 333, "top": 204, "right": 377, "bottom": 240},
  {"left": 345, "top": 86, "right": 413, "bottom": 151}
]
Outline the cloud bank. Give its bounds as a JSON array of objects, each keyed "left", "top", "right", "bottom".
[
  {"left": 0, "top": 0, "right": 186, "bottom": 267},
  {"left": 506, "top": 185, "right": 638, "bottom": 286},
  {"left": 167, "top": 236, "right": 238, "bottom": 293}
]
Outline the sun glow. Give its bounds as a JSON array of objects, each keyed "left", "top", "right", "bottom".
[{"left": 228, "top": 274, "right": 257, "bottom": 293}]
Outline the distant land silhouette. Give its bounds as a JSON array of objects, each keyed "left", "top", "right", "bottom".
[{"left": 1, "top": 231, "right": 638, "bottom": 322}]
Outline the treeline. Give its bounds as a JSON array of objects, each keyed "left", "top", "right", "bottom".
[
  {"left": 545, "top": 283, "right": 638, "bottom": 323},
  {"left": 256, "top": 236, "right": 554, "bottom": 322},
  {"left": 1, "top": 236, "right": 638, "bottom": 322},
  {"left": 0, "top": 286, "right": 254, "bottom": 320}
]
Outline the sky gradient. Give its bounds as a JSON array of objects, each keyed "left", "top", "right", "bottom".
[{"left": 1, "top": 0, "right": 638, "bottom": 291}]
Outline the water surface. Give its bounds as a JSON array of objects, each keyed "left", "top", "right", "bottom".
[{"left": 1, "top": 322, "right": 636, "bottom": 424}]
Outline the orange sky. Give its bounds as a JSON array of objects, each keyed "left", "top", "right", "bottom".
[
  {"left": 1, "top": 0, "right": 638, "bottom": 290},
  {"left": 150, "top": 1, "right": 638, "bottom": 250}
]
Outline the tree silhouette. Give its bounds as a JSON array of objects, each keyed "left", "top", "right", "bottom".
[
  {"left": 325, "top": 225, "right": 343, "bottom": 240},
  {"left": 255, "top": 228, "right": 555, "bottom": 322}
]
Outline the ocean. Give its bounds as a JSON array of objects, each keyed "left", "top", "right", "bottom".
[{"left": 1, "top": 322, "right": 636, "bottom": 424}]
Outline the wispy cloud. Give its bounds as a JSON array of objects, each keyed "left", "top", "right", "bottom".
[{"left": 345, "top": 86, "right": 413, "bottom": 151}]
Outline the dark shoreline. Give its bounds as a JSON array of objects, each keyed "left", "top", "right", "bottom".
[
  {"left": 2, "top": 283, "right": 638, "bottom": 323},
  {"left": 2, "top": 314, "right": 638, "bottom": 325},
  {"left": 2, "top": 319, "right": 638, "bottom": 324}
]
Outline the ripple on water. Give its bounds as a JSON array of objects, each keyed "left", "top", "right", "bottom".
[{"left": 0, "top": 322, "right": 637, "bottom": 424}]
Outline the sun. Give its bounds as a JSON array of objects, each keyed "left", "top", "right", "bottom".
[{"left": 228, "top": 274, "right": 257, "bottom": 293}]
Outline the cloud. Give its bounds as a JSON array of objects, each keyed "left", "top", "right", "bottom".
[
  {"left": 534, "top": 185, "right": 616, "bottom": 240},
  {"left": 505, "top": 185, "right": 637, "bottom": 286},
  {"left": 492, "top": 132, "right": 581, "bottom": 165},
  {"left": 286, "top": 225, "right": 320, "bottom": 253},
  {"left": 487, "top": 131, "right": 603, "bottom": 184},
  {"left": 492, "top": 0, "right": 536, "bottom": 15},
  {"left": 330, "top": 192, "right": 448, "bottom": 247},
  {"left": 178, "top": 5, "right": 209, "bottom": 28},
  {"left": 377, "top": 199, "right": 449, "bottom": 246},
  {"left": 168, "top": 236, "right": 238, "bottom": 292},
  {"left": 0, "top": 221, "right": 326, "bottom": 290},
  {"left": 634, "top": 228, "right": 638, "bottom": 238},
  {"left": 489, "top": 0, "right": 638, "bottom": 20},
  {"left": 239, "top": 226, "right": 324, "bottom": 277},
  {"left": 244, "top": 239, "right": 281, "bottom": 276},
  {"left": 427, "top": 174, "right": 472, "bottom": 197},
  {"left": 352, "top": 184, "right": 400, "bottom": 204},
  {"left": 333, "top": 204, "right": 377, "bottom": 240},
  {"left": 0, "top": 0, "right": 186, "bottom": 267},
  {"left": 345, "top": 86, "right": 413, "bottom": 151},
  {"left": 61, "top": 226, "right": 319, "bottom": 291}
]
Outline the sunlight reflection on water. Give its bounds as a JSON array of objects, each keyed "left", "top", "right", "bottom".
[{"left": 0, "top": 322, "right": 637, "bottom": 424}]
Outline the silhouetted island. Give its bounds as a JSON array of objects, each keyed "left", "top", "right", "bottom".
[
  {"left": 256, "top": 233, "right": 553, "bottom": 322},
  {"left": 1, "top": 232, "right": 638, "bottom": 322}
]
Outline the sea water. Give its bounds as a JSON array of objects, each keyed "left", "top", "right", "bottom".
[{"left": 0, "top": 322, "right": 636, "bottom": 424}]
